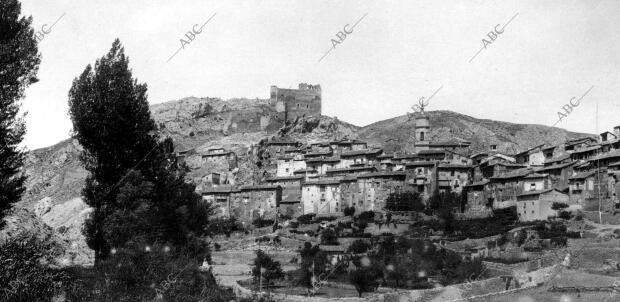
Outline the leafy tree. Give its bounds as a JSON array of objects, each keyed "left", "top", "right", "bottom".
[
  {"left": 385, "top": 191, "right": 424, "bottom": 212},
  {"left": 68, "top": 39, "right": 214, "bottom": 262},
  {"left": 358, "top": 211, "right": 376, "bottom": 222},
  {"left": 0, "top": 0, "right": 40, "bottom": 227},
  {"left": 320, "top": 228, "right": 339, "bottom": 245},
  {"left": 343, "top": 206, "right": 355, "bottom": 216},
  {"left": 386, "top": 255, "right": 413, "bottom": 287},
  {"left": 348, "top": 261, "right": 383, "bottom": 297},
  {"left": 252, "top": 249, "right": 284, "bottom": 285},
  {"left": 296, "top": 242, "right": 328, "bottom": 288},
  {"left": 428, "top": 190, "right": 461, "bottom": 212}
]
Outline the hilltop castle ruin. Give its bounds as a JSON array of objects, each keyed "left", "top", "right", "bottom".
[{"left": 270, "top": 83, "right": 322, "bottom": 124}]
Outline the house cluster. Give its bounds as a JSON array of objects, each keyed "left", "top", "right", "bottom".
[
  {"left": 198, "top": 89, "right": 620, "bottom": 224},
  {"left": 201, "top": 110, "right": 475, "bottom": 223},
  {"left": 466, "top": 129, "right": 620, "bottom": 221}
]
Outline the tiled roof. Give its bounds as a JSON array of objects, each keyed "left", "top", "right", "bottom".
[
  {"left": 536, "top": 161, "right": 577, "bottom": 172},
  {"left": 491, "top": 168, "right": 533, "bottom": 180},
  {"left": 417, "top": 149, "right": 446, "bottom": 155},
  {"left": 589, "top": 150, "right": 620, "bottom": 162},
  {"left": 429, "top": 139, "right": 472, "bottom": 147},
  {"left": 202, "top": 185, "right": 234, "bottom": 194},
  {"left": 438, "top": 163, "right": 472, "bottom": 169},
  {"left": 238, "top": 185, "right": 281, "bottom": 191},
  {"left": 466, "top": 180, "right": 489, "bottom": 187},
  {"left": 356, "top": 171, "right": 406, "bottom": 179},
  {"left": 340, "top": 149, "right": 383, "bottom": 157},
  {"left": 569, "top": 170, "right": 598, "bottom": 180},
  {"left": 293, "top": 168, "right": 317, "bottom": 174},
  {"left": 570, "top": 145, "right": 601, "bottom": 155},
  {"left": 404, "top": 161, "right": 435, "bottom": 167},
  {"left": 304, "top": 150, "right": 333, "bottom": 157},
  {"left": 303, "top": 179, "right": 341, "bottom": 185},
  {"left": 544, "top": 154, "right": 570, "bottom": 164},
  {"left": 393, "top": 154, "right": 418, "bottom": 160},
  {"left": 517, "top": 188, "right": 558, "bottom": 197},
  {"left": 265, "top": 176, "right": 304, "bottom": 182},
  {"left": 515, "top": 144, "right": 545, "bottom": 156},
  {"left": 523, "top": 173, "right": 548, "bottom": 179},
  {"left": 325, "top": 166, "right": 377, "bottom": 174}
]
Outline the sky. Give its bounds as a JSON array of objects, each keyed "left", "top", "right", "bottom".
[{"left": 18, "top": 0, "right": 620, "bottom": 150}]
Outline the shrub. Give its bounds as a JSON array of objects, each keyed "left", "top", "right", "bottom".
[
  {"left": 551, "top": 202, "right": 569, "bottom": 210},
  {"left": 344, "top": 206, "right": 356, "bottom": 216},
  {"left": 347, "top": 239, "right": 371, "bottom": 254},
  {"left": 252, "top": 217, "right": 274, "bottom": 228},
  {"left": 558, "top": 211, "right": 572, "bottom": 220},
  {"left": 358, "top": 211, "right": 376, "bottom": 223},
  {"left": 297, "top": 213, "right": 316, "bottom": 225},
  {"left": 252, "top": 250, "right": 284, "bottom": 286},
  {"left": 353, "top": 220, "right": 368, "bottom": 233},
  {"left": 320, "top": 228, "right": 339, "bottom": 245},
  {"left": 63, "top": 242, "right": 228, "bottom": 301},
  {"left": 0, "top": 234, "right": 68, "bottom": 301},
  {"left": 385, "top": 191, "right": 424, "bottom": 212},
  {"left": 207, "top": 217, "right": 244, "bottom": 236}
]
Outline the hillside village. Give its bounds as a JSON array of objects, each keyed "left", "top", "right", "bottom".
[
  {"left": 196, "top": 83, "right": 620, "bottom": 225},
  {"left": 9, "top": 82, "right": 620, "bottom": 301}
]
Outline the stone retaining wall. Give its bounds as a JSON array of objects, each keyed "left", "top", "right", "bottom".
[{"left": 232, "top": 265, "right": 559, "bottom": 302}]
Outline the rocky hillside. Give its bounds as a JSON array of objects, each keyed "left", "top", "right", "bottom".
[
  {"left": 9, "top": 97, "right": 594, "bottom": 266},
  {"left": 357, "top": 110, "right": 594, "bottom": 154}
]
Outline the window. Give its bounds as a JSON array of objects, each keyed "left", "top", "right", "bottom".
[
  {"left": 451, "top": 171, "right": 455, "bottom": 177},
  {"left": 420, "top": 132, "right": 425, "bottom": 141},
  {"left": 306, "top": 104, "right": 309, "bottom": 109},
  {"left": 297, "top": 104, "right": 300, "bottom": 108}
]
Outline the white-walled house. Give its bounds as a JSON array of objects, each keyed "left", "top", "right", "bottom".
[{"left": 301, "top": 180, "right": 341, "bottom": 215}]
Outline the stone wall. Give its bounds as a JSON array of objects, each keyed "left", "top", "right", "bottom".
[
  {"left": 270, "top": 83, "right": 322, "bottom": 124},
  {"left": 231, "top": 265, "right": 559, "bottom": 301}
]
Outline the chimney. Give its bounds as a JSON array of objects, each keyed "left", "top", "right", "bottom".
[
  {"left": 601, "top": 132, "right": 608, "bottom": 142},
  {"left": 615, "top": 126, "right": 620, "bottom": 139}
]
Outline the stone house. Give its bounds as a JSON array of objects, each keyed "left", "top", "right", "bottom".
[
  {"left": 201, "top": 150, "right": 238, "bottom": 172},
  {"left": 354, "top": 171, "right": 408, "bottom": 213},
  {"left": 301, "top": 180, "right": 342, "bottom": 215},
  {"left": 436, "top": 163, "right": 471, "bottom": 193},
  {"left": 536, "top": 160, "right": 576, "bottom": 190},
  {"left": 516, "top": 189, "right": 567, "bottom": 221},
  {"left": 275, "top": 155, "right": 306, "bottom": 177},
  {"left": 339, "top": 148, "right": 383, "bottom": 168},
  {"left": 229, "top": 185, "right": 282, "bottom": 223},
  {"left": 514, "top": 144, "right": 546, "bottom": 167},
  {"left": 404, "top": 161, "right": 435, "bottom": 198},
  {"left": 202, "top": 185, "right": 235, "bottom": 218},
  {"left": 488, "top": 168, "right": 534, "bottom": 209}
]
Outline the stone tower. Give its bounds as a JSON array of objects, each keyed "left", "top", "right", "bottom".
[
  {"left": 414, "top": 113, "right": 430, "bottom": 152},
  {"left": 412, "top": 98, "right": 430, "bottom": 153},
  {"left": 270, "top": 83, "right": 322, "bottom": 124}
]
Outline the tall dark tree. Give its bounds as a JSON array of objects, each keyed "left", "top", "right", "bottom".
[
  {"left": 68, "top": 39, "right": 213, "bottom": 262},
  {"left": 0, "top": 0, "right": 40, "bottom": 227}
]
